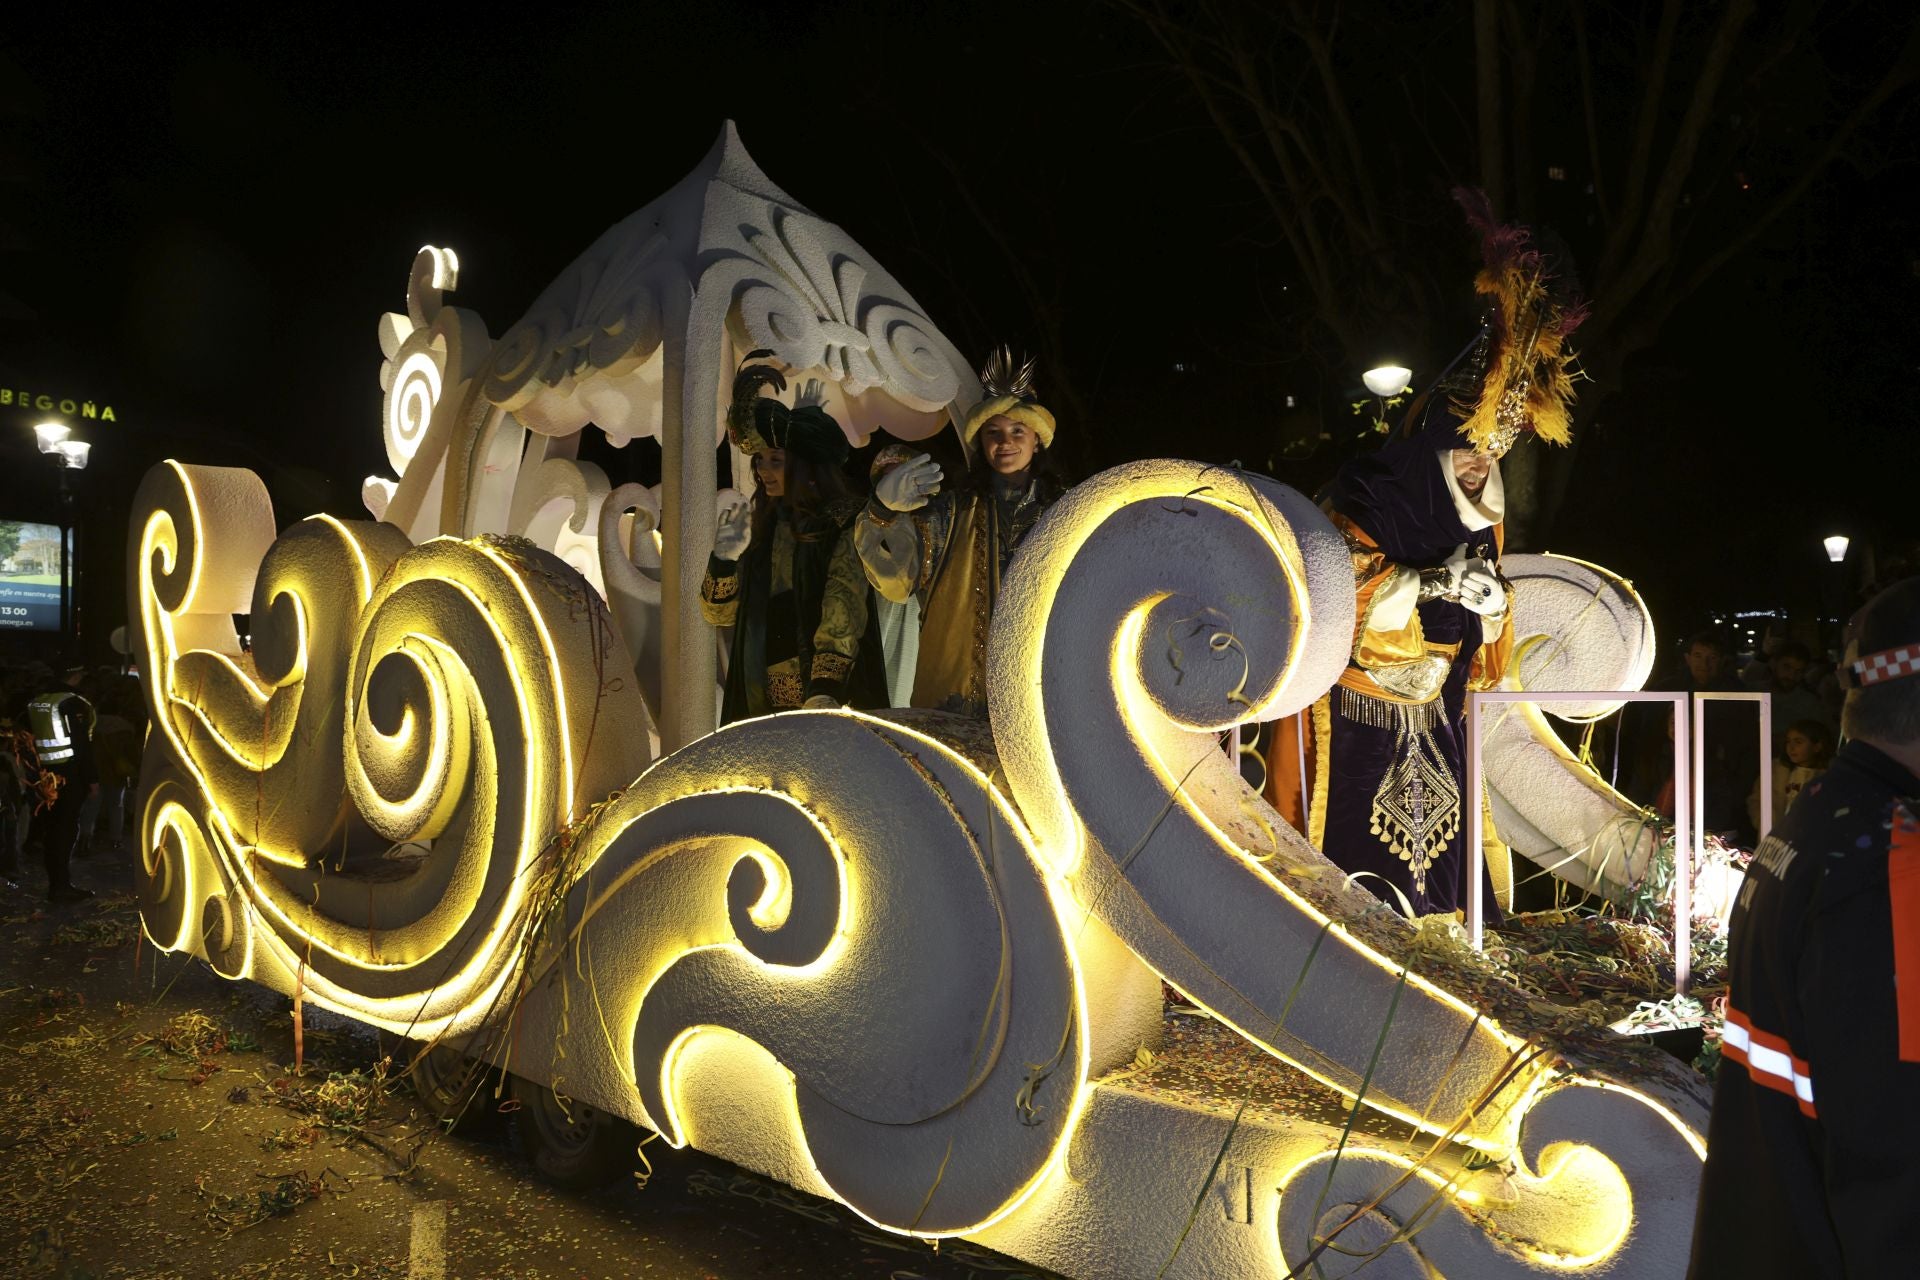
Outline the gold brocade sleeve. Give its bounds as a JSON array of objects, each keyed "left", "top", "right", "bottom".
[
  {"left": 1327, "top": 509, "right": 1427, "bottom": 669},
  {"left": 700, "top": 556, "right": 740, "bottom": 628},
  {"left": 810, "top": 528, "right": 870, "bottom": 694}
]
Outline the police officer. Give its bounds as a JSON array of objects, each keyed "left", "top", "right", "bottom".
[
  {"left": 26, "top": 664, "right": 97, "bottom": 903},
  {"left": 1689, "top": 576, "right": 1920, "bottom": 1277}
]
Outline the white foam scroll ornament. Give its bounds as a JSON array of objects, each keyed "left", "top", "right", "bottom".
[
  {"left": 497, "top": 711, "right": 1108, "bottom": 1236},
  {"left": 1486, "top": 554, "right": 1663, "bottom": 899},
  {"left": 510, "top": 447, "right": 615, "bottom": 600},
  {"left": 369, "top": 246, "right": 496, "bottom": 545}
]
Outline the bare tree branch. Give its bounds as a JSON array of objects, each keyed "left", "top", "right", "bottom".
[
  {"left": 1474, "top": 0, "right": 1506, "bottom": 213},
  {"left": 1570, "top": 0, "right": 1612, "bottom": 222},
  {"left": 1638, "top": 25, "right": 1920, "bottom": 342},
  {"left": 1286, "top": 0, "right": 1387, "bottom": 245},
  {"left": 1114, "top": 0, "right": 1920, "bottom": 546},
  {"left": 1600, "top": 0, "right": 1684, "bottom": 280},
  {"left": 1595, "top": 0, "right": 1757, "bottom": 331}
]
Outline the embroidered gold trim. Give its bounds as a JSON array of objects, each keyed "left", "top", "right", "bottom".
[
  {"left": 767, "top": 662, "right": 804, "bottom": 710},
  {"left": 811, "top": 652, "right": 853, "bottom": 683},
  {"left": 1308, "top": 693, "right": 1332, "bottom": 854},
  {"left": 1336, "top": 685, "right": 1443, "bottom": 732},
  {"left": 704, "top": 575, "right": 739, "bottom": 603},
  {"left": 1364, "top": 702, "right": 1461, "bottom": 897}
]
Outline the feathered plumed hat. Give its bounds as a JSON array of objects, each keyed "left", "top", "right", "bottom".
[
  {"left": 726, "top": 350, "right": 851, "bottom": 466},
  {"left": 961, "top": 347, "right": 1056, "bottom": 450},
  {"left": 1447, "top": 189, "right": 1588, "bottom": 458}
]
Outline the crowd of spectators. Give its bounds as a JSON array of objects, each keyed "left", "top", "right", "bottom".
[{"left": 1610, "top": 624, "right": 1847, "bottom": 846}]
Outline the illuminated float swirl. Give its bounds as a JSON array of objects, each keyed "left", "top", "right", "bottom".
[
  {"left": 986, "top": 461, "right": 1708, "bottom": 1272},
  {"left": 263, "top": 533, "right": 651, "bottom": 1038},
  {"left": 132, "top": 462, "right": 409, "bottom": 860},
  {"left": 502, "top": 711, "right": 1088, "bottom": 1236},
  {"left": 987, "top": 460, "right": 1555, "bottom": 1143},
  {"left": 133, "top": 460, "right": 650, "bottom": 1039}
]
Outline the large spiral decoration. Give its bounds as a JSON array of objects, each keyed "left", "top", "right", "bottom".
[
  {"left": 132, "top": 461, "right": 650, "bottom": 1041},
  {"left": 985, "top": 462, "right": 1708, "bottom": 1265},
  {"left": 500, "top": 712, "right": 1086, "bottom": 1234},
  {"left": 383, "top": 349, "right": 441, "bottom": 469},
  {"left": 131, "top": 463, "right": 404, "bottom": 864},
  {"left": 988, "top": 461, "right": 1552, "bottom": 1142},
  {"left": 271, "top": 533, "right": 649, "bottom": 1037}
]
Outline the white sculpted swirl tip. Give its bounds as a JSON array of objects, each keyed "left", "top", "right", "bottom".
[
  {"left": 504, "top": 712, "right": 1086, "bottom": 1237},
  {"left": 384, "top": 348, "right": 441, "bottom": 466},
  {"left": 986, "top": 460, "right": 1553, "bottom": 1149},
  {"left": 1484, "top": 554, "right": 1662, "bottom": 901},
  {"left": 1274, "top": 1075, "right": 1705, "bottom": 1277}
]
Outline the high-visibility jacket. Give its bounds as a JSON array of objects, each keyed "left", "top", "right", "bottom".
[
  {"left": 26, "top": 691, "right": 93, "bottom": 768},
  {"left": 1688, "top": 740, "right": 1920, "bottom": 1278}
]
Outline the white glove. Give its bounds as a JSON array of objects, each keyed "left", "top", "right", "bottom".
[
  {"left": 713, "top": 496, "right": 752, "bottom": 562},
  {"left": 876, "top": 454, "right": 943, "bottom": 512},
  {"left": 802, "top": 694, "right": 839, "bottom": 710},
  {"left": 1457, "top": 559, "right": 1507, "bottom": 617},
  {"left": 1419, "top": 544, "right": 1471, "bottom": 601}
]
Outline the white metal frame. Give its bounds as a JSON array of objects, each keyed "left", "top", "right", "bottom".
[
  {"left": 1464, "top": 691, "right": 1691, "bottom": 988},
  {"left": 1464, "top": 689, "right": 1775, "bottom": 997}
]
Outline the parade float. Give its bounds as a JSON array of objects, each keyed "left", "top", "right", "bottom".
[{"left": 129, "top": 125, "right": 1718, "bottom": 1278}]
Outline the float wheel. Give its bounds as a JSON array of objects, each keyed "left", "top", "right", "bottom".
[{"left": 507, "top": 1076, "right": 637, "bottom": 1189}]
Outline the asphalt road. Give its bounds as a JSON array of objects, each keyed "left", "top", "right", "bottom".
[{"left": 0, "top": 847, "right": 1059, "bottom": 1280}]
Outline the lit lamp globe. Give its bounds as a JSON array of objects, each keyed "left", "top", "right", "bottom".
[
  {"left": 55, "top": 439, "right": 91, "bottom": 470},
  {"left": 1824, "top": 535, "right": 1850, "bottom": 564},
  {"left": 34, "top": 421, "right": 71, "bottom": 453},
  {"left": 1362, "top": 365, "right": 1412, "bottom": 398}
]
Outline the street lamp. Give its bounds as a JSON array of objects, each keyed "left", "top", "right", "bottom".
[
  {"left": 1823, "top": 534, "right": 1850, "bottom": 564},
  {"left": 35, "top": 421, "right": 71, "bottom": 453},
  {"left": 1362, "top": 365, "right": 1412, "bottom": 397},
  {"left": 1358, "top": 365, "right": 1413, "bottom": 438},
  {"left": 55, "top": 440, "right": 91, "bottom": 470}
]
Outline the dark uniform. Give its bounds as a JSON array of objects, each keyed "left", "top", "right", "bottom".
[{"left": 1688, "top": 739, "right": 1920, "bottom": 1277}]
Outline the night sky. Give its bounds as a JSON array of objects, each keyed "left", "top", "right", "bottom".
[{"left": 3, "top": 3, "right": 1915, "bottom": 659}]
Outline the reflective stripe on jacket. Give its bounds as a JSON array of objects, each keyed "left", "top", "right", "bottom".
[{"left": 26, "top": 693, "right": 87, "bottom": 763}]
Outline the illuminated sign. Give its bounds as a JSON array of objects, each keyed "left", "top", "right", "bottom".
[
  {"left": 2, "top": 388, "right": 119, "bottom": 421},
  {"left": 0, "top": 520, "right": 66, "bottom": 631}
]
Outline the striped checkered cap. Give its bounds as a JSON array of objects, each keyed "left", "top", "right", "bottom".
[
  {"left": 1842, "top": 576, "right": 1920, "bottom": 689},
  {"left": 1849, "top": 644, "right": 1920, "bottom": 688}
]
